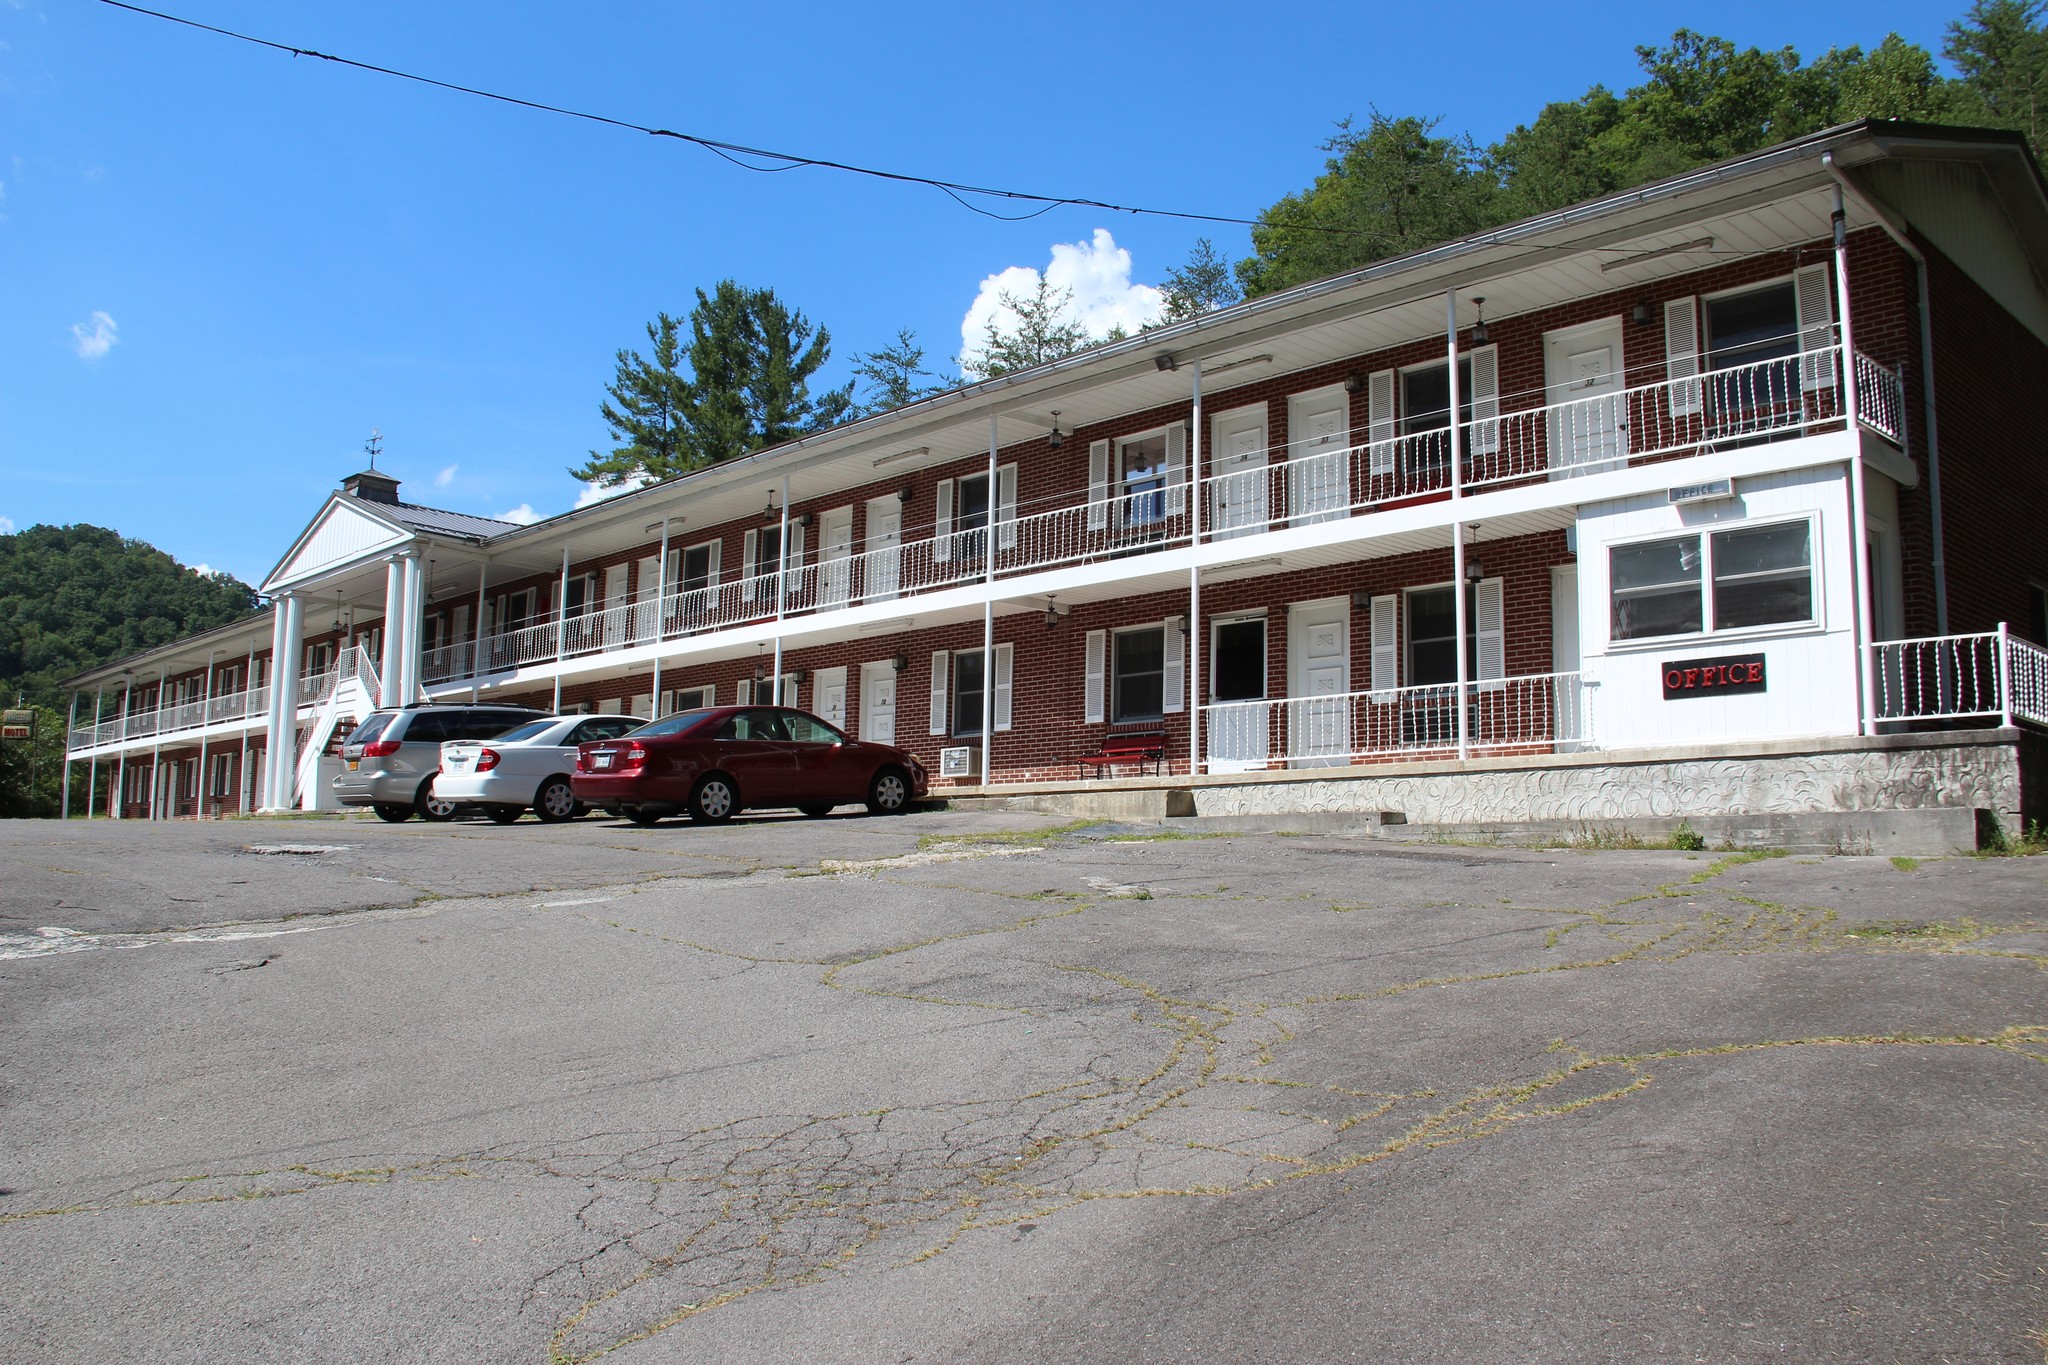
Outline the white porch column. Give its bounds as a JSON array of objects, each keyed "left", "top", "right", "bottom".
[
  {"left": 399, "top": 553, "right": 424, "bottom": 705},
  {"left": 195, "top": 649, "right": 216, "bottom": 820},
  {"left": 1833, "top": 185, "right": 1874, "bottom": 736},
  {"left": 1188, "top": 359, "right": 1203, "bottom": 775},
  {"left": 470, "top": 557, "right": 490, "bottom": 701},
  {"left": 264, "top": 593, "right": 303, "bottom": 811},
  {"left": 980, "top": 414, "right": 998, "bottom": 779},
  {"left": 62, "top": 692, "right": 77, "bottom": 820},
  {"left": 1447, "top": 292, "right": 1470, "bottom": 762},
  {"left": 149, "top": 667, "right": 166, "bottom": 821},
  {"left": 85, "top": 685, "right": 102, "bottom": 819},
  {"left": 113, "top": 680, "right": 131, "bottom": 819},
  {"left": 650, "top": 520, "right": 671, "bottom": 711},
  {"left": 379, "top": 557, "right": 404, "bottom": 706}
]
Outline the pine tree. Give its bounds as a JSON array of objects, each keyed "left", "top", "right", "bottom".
[
  {"left": 1158, "top": 238, "right": 1242, "bottom": 324},
  {"left": 961, "top": 280, "right": 1094, "bottom": 379},
  {"left": 850, "top": 328, "right": 945, "bottom": 416},
  {"left": 575, "top": 313, "right": 693, "bottom": 487}
]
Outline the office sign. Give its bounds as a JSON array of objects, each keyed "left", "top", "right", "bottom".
[{"left": 1662, "top": 655, "right": 1766, "bottom": 700}]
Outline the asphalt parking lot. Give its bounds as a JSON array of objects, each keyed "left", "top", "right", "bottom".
[{"left": 2, "top": 809, "right": 2044, "bottom": 1363}]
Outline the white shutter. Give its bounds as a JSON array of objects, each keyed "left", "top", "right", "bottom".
[
  {"left": 1475, "top": 577, "right": 1506, "bottom": 690},
  {"left": 1164, "top": 422, "right": 1187, "bottom": 515},
  {"left": 785, "top": 524, "right": 806, "bottom": 603},
  {"left": 1795, "top": 263, "right": 1837, "bottom": 391},
  {"left": 1367, "top": 370, "right": 1396, "bottom": 475},
  {"left": 1162, "top": 617, "right": 1185, "bottom": 713},
  {"left": 781, "top": 676, "right": 799, "bottom": 708},
  {"left": 996, "top": 464, "right": 1018, "bottom": 551},
  {"left": 1087, "top": 440, "right": 1110, "bottom": 530},
  {"left": 1468, "top": 345, "right": 1500, "bottom": 457},
  {"left": 934, "top": 479, "right": 955, "bottom": 562},
  {"left": 928, "top": 650, "right": 948, "bottom": 735},
  {"left": 1369, "top": 594, "right": 1398, "bottom": 699},
  {"left": 993, "top": 642, "right": 1014, "bottom": 731},
  {"left": 706, "top": 540, "right": 721, "bottom": 585},
  {"left": 736, "top": 678, "right": 753, "bottom": 705},
  {"left": 1084, "top": 629, "right": 1106, "bottom": 723},
  {"left": 1665, "top": 297, "right": 1702, "bottom": 416},
  {"left": 743, "top": 528, "right": 759, "bottom": 583}
]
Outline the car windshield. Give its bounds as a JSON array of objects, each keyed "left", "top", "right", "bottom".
[
  {"left": 489, "top": 720, "right": 559, "bottom": 744},
  {"left": 626, "top": 709, "right": 716, "bottom": 739}
]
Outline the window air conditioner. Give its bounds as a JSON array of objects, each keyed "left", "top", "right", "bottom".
[{"left": 939, "top": 746, "right": 979, "bottom": 778}]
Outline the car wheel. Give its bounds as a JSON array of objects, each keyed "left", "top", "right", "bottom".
[
  {"left": 535, "top": 777, "right": 578, "bottom": 824},
  {"left": 373, "top": 802, "right": 412, "bottom": 823},
  {"left": 798, "top": 803, "right": 835, "bottom": 819},
  {"left": 624, "top": 805, "right": 665, "bottom": 827},
  {"left": 485, "top": 805, "right": 522, "bottom": 825},
  {"left": 416, "top": 781, "right": 458, "bottom": 823},
  {"left": 688, "top": 773, "right": 738, "bottom": 824},
  {"left": 866, "top": 766, "right": 911, "bottom": 816}
]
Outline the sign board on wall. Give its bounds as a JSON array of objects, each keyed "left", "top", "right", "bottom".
[
  {"left": 0, "top": 709, "right": 33, "bottom": 741},
  {"left": 1661, "top": 655, "right": 1767, "bottom": 700}
]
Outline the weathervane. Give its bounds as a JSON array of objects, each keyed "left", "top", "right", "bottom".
[{"left": 365, "top": 428, "right": 383, "bottom": 470}]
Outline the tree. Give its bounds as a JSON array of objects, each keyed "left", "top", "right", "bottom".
[
  {"left": 579, "top": 312, "right": 692, "bottom": 489},
  {"left": 1237, "top": 113, "right": 1500, "bottom": 299},
  {"left": 574, "top": 283, "right": 853, "bottom": 487},
  {"left": 1157, "top": 238, "right": 1241, "bottom": 324},
  {"left": 1946, "top": 0, "right": 2048, "bottom": 153},
  {"left": 850, "top": 328, "right": 946, "bottom": 416},
  {"left": 960, "top": 279, "right": 1095, "bottom": 379}
]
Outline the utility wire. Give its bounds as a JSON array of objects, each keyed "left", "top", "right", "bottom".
[{"left": 97, "top": 0, "right": 1790, "bottom": 253}]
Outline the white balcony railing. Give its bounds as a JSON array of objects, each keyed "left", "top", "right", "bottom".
[
  {"left": 68, "top": 647, "right": 373, "bottom": 753},
  {"left": 1197, "top": 672, "right": 1593, "bottom": 773},
  {"left": 1869, "top": 627, "right": 2048, "bottom": 728},
  {"left": 414, "top": 341, "right": 1905, "bottom": 688}
]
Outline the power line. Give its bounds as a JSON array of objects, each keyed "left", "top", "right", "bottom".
[{"left": 95, "top": 0, "right": 1798, "bottom": 257}]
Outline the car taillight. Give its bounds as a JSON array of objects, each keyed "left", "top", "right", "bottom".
[
  {"left": 362, "top": 740, "right": 401, "bottom": 757},
  {"left": 475, "top": 748, "right": 500, "bottom": 772}
]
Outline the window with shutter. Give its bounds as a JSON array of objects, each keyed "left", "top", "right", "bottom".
[
  {"left": 1083, "top": 630, "right": 1106, "bottom": 723},
  {"left": 1366, "top": 370, "right": 1397, "bottom": 477},
  {"left": 994, "top": 643, "right": 1014, "bottom": 731},
  {"left": 1087, "top": 440, "right": 1110, "bottom": 531},
  {"left": 1369, "top": 595, "right": 1399, "bottom": 699},
  {"left": 929, "top": 650, "right": 948, "bottom": 734},
  {"left": 1164, "top": 422, "right": 1187, "bottom": 515},
  {"left": 1664, "top": 297, "right": 1701, "bottom": 416},
  {"left": 996, "top": 464, "right": 1018, "bottom": 551},
  {"left": 1794, "top": 263, "right": 1836, "bottom": 391},
  {"left": 1475, "top": 577, "right": 1506, "bottom": 691},
  {"left": 1162, "top": 616, "right": 1185, "bottom": 713},
  {"left": 934, "top": 480, "right": 955, "bottom": 562},
  {"left": 1468, "top": 345, "right": 1500, "bottom": 457}
]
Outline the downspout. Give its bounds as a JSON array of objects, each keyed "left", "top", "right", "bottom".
[{"left": 1822, "top": 152, "right": 1949, "bottom": 634}]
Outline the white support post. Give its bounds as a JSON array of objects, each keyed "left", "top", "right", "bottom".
[
  {"left": 400, "top": 553, "right": 424, "bottom": 706},
  {"left": 150, "top": 666, "right": 166, "bottom": 821},
  {"left": 85, "top": 685, "right": 102, "bottom": 819},
  {"left": 1448, "top": 291, "right": 1470, "bottom": 762},
  {"left": 471, "top": 557, "right": 490, "bottom": 700},
  {"left": 1833, "top": 185, "right": 1874, "bottom": 737},
  {"left": 195, "top": 649, "right": 215, "bottom": 820},
  {"left": 266, "top": 593, "right": 303, "bottom": 811},
  {"left": 553, "top": 544, "right": 571, "bottom": 713},
  {"left": 379, "top": 557, "right": 404, "bottom": 707},
  {"left": 113, "top": 680, "right": 131, "bottom": 819},
  {"left": 981, "top": 414, "right": 999, "bottom": 781},
  {"left": 62, "top": 692, "right": 77, "bottom": 820},
  {"left": 651, "top": 518, "right": 671, "bottom": 710},
  {"left": 1188, "top": 358, "right": 1203, "bottom": 776}
]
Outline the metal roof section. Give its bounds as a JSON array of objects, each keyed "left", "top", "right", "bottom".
[{"left": 378, "top": 502, "right": 526, "bottom": 539}]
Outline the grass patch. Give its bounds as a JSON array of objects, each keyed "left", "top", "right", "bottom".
[
  {"left": 1100, "top": 830, "right": 1235, "bottom": 843},
  {"left": 916, "top": 818, "right": 1101, "bottom": 851},
  {"left": 1842, "top": 917, "right": 1994, "bottom": 945},
  {"left": 1975, "top": 818, "right": 2048, "bottom": 857},
  {"left": 1889, "top": 855, "right": 1924, "bottom": 873}
]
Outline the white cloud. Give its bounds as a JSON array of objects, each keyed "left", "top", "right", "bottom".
[
  {"left": 496, "top": 504, "right": 541, "bottom": 526},
  {"left": 189, "top": 562, "right": 213, "bottom": 577},
  {"left": 958, "top": 228, "right": 1164, "bottom": 376},
  {"left": 574, "top": 470, "right": 651, "bottom": 509},
  {"left": 70, "top": 310, "right": 118, "bottom": 361},
  {"left": 0, "top": 516, "right": 14, "bottom": 535},
  {"left": 434, "top": 464, "right": 458, "bottom": 488}
]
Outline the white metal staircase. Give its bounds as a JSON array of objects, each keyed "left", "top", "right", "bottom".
[{"left": 291, "top": 649, "right": 381, "bottom": 809}]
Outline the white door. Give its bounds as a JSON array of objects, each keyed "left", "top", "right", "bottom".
[
  {"left": 1206, "top": 614, "right": 1269, "bottom": 772},
  {"left": 636, "top": 554, "right": 662, "bottom": 639},
  {"left": 859, "top": 661, "right": 896, "bottom": 745},
  {"left": 865, "top": 496, "right": 902, "bottom": 601},
  {"left": 1287, "top": 388, "right": 1350, "bottom": 525},
  {"left": 1209, "top": 404, "right": 1269, "bottom": 539},
  {"left": 1545, "top": 319, "right": 1626, "bottom": 475},
  {"left": 815, "top": 665, "right": 849, "bottom": 732},
  {"left": 1287, "top": 597, "right": 1350, "bottom": 767},
  {"left": 819, "top": 507, "right": 854, "bottom": 607},
  {"left": 602, "top": 566, "right": 629, "bottom": 645}
]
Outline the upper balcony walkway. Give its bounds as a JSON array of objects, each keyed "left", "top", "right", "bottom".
[
  {"left": 421, "top": 340, "right": 1906, "bottom": 688},
  {"left": 67, "top": 647, "right": 375, "bottom": 755}
]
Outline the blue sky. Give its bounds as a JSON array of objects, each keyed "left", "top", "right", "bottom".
[{"left": 3, "top": 0, "right": 1955, "bottom": 584}]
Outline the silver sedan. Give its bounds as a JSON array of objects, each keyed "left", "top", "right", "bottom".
[{"left": 434, "top": 714, "right": 643, "bottom": 823}]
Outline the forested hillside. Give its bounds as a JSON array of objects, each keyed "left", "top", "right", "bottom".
[{"left": 0, "top": 524, "right": 258, "bottom": 816}]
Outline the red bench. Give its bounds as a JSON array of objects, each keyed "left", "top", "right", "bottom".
[{"left": 1075, "top": 729, "right": 1167, "bottom": 779}]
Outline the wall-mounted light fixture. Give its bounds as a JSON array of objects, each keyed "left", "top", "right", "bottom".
[
  {"left": 1046, "top": 411, "right": 1064, "bottom": 450},
  {"left": 1470, "top": 297, "right": 1490, "bottom": 346},
  {"left": 1044, "top": 596, "right": 1068, "bottom": 630},
  {"left": 1464, "top": 521, "right": 1483, "bottom": 583},
  {"left": 1343, "top": 372, "right": 1367, "bottom": 396},
  {"left": 897, "top": 485, "right": 914, "bottom": 504},
  {"left": 1349, "top": 590, "right": 1375, "bottom": 610},
  {"left": 1154, "top": 352, "right": 1179, "bottom": 372},
  {"left": 762, "top": 492, "right": 780, "bottom": 522},
  {"left": 1631, "top": 300, "right": 1653, "bottom": 326},
  {"left": 891, "top": 652, "right": 910, "bottom": 673},
  {"left": 787, "top": 669, "right": 807, "bottom": 686},
  {"left": 790, "top": 511, "right": 812, "bottom": 530}
]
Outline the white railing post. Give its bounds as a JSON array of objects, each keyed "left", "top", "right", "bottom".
[{"left": 1998, "top": 621, "right": 2015, "bottom": 730}]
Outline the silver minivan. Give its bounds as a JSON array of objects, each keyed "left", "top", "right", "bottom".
[{"left": 334, "top": 704, "right": 546, "bottom": 822}]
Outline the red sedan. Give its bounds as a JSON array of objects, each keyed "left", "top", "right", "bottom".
[{"left": 572, "top": 705, "right": 929, "bottom": 826}]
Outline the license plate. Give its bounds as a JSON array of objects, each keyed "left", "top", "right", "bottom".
[
  {"left": 347, "top": 760, "right": 358, "bottom": 771},
  {"left": 448, "top": 757, "right": 468, "bottom": 770},
  {"left": 593, "top": 753, "right": 613, "bottom": 769}
]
